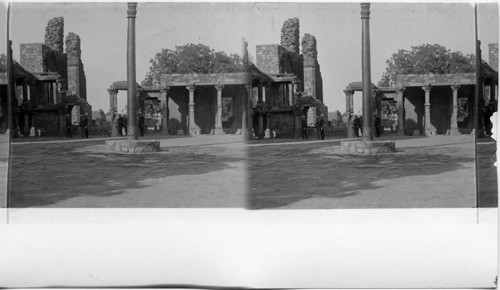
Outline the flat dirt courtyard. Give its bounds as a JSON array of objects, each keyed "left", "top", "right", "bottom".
[
  {"left": 9, "top": 135, "right": 246, "bottom": 208},
  {"left": 247, "top": 134, "right": 497, "bottom": 209}
]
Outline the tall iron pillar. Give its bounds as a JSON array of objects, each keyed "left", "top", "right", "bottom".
[
  {"left": 127, "top": 3, "right": 138, "bottom": 140},
  {"left": 361, "top": 3, "right": 373, "bottom": 141}
]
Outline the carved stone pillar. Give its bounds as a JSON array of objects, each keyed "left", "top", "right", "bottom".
[
  {"left": 288, "top": 83, "right": 294, "bottom": 106},
  {"left": 160, "top": 87, "right": 169, "bottom": 135},
  {"left": 344, "top": 89, "right": 354, "bottom": 113},
  {"left": 244, "top": 84, "right": 252, "bottom": 132},
  {"left": 108, "top": 88, "right": 118, "bottom": 112},
  {"left": 126, "top": 2, "right": 138, "bottom": 140},
  {"left": 26, "top": 84, "right": 31, "bottom": 101},
  {"left": 450, "top": 84, "right": 460, "bottom": 135},
  {"left": 422, "top": 84, "right": 435, "bottom": 136},
  {"left": 186, "top": 85, "right": 199, "bottom": 135},
  {"left": 396, "top": 87, "right": 405, "bottom": 136},
  {"left": 258, "top": 83, "right": 263, "bottom": 104},
  {"left": 52, "top": 82, "right": 58, "bottom": 105},
  {"left": 214, "top": 84, "right": 225, "bottom": 135}
]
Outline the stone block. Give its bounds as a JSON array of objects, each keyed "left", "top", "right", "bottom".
[
  {"left": 235, "top": 129, "right": 242, "bottom": 135},
  {"left": 413, "top": 130, "right": 420, "bottom": 136},
  {"left": 177, "top": 129, "right": 184, "bottom": 135}
]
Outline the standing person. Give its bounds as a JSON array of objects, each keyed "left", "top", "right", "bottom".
[
  {"left": 353, "top": 115, "right": 360, "bottom": 137},
  {"left": 123, "top": 115, "right": 128, "bottom": 136},
  {"left": 359, "top": 116, "right": 364, "bottom": 136},
  {"left": 252, "top": 108, "right": 259, "bottom": 138},
  {"left": 79, "top": 114, "right": 85, "bottom": 138},
  {"left": 315, "top": 114, "right": 325, "bottom": 140},
  {"left": 138, "top": 113, "right": 145, "bottom": 137},
  {"left": 82, "top": 113, "right": 89, "bottom": 138},
  {"left": 484, "top": 103, "right": 494, "bottom": 137},
  {"left": 318, "top": 114, "right": 325, "bottom": 140},
  {"left": 374, "top": 114, "right": 381, "bottom": 137},
  {"left": 301, "top": 115, "right": 308, "bottom": 140},
  {"left": 65, "top": 113, "right": 72, "bottom": 138},
  {"left": 117, "top": 114, "right": 124, "bottom": 136}
]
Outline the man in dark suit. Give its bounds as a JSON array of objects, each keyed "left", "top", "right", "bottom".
[
  {"left": 65, "top": 113, "right": 72, "bottom": 138},
  {"left": 301, "top": 115, "right": 308, "bottom": 140}
]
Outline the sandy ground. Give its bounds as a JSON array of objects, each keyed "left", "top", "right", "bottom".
[
  {"left": 4, "top": 132, "right": 497, "bottom": 209},
  {"left": 248, "top": 134, "right": 496, "bottom": 209},
  {"left": 9, "top": 134, "right": 246, "bottom": 208}
]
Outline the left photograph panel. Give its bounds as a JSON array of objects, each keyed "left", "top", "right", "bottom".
[
  {"left": 0, "top": 3, "right": 9, "bottom": 208},
  {"left": 6, "top": 2, "right": 249, "bottom": 208}
]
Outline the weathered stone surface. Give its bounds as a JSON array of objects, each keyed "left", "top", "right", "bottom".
[
  {"left": 161, "top": 72, "right": 249, "bottom": 86},
  {"left": 340, "top": 140, "right": 396, "bottom": 154},
  {"left": 105, "top": 140, "right": 161, "bottom": 153},
  {"left": 301, "top": 33, "right": 317, "bottom": 61},
  {"left": 65, "top": 32, "right": 81, "bottom": 59},
  {"left": 396, "top": 73, "right": 475, "bottom": 87},
  {"left": 280, "top": 18, "right": 300, "bottom": 54},
  {"left": 45, "top": 17, "right": 64, "bottom": 53}
]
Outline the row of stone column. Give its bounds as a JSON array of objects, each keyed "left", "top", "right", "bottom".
[
  {"left": 18, "top": 81, "right": 61, "bottom": 106},
  {"left": 109, "top": 84, "right": 251, "bottom": 135},
  {"left": 344, "top": 85, "right": 463, "bottom": 136},
  {"left": 255, "top": 82, "right": 296, "bottom": 107}
]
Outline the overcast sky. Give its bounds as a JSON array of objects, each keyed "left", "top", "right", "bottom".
[{"left": 1, "top": 2, "right": 498, "bottom": 113}]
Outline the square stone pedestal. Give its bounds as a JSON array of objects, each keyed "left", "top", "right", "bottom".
[
  {"left": 340, "top": 140, "right": 396, "bottom": 154},
  {"left": 105, "top": 140, "right": 160, "bottom": 153}
]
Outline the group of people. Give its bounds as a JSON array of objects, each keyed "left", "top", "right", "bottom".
[
  {"left": 115, "top": 113, "right": 146, "bottom": 137},
  {"left": 352, "top": 114, "right": 382, "bottom": 138},
  {"left": 301, "top": 114, "right": 325, "bottom": 140},
  {"left": 65, "top": 112, "right": 89, "bottom": 138}
]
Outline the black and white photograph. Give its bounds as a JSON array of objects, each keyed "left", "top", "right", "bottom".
[{"left": 0, "top": 1, "right": 498, "bottom": 288}]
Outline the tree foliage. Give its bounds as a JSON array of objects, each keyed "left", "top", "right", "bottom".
[
  {"left": 142, "top": 43, "right": 243, "bottom": 87},
  {"left": 0, "top": 54, "right": 7, "bottom": 73},
  {"left": 378, "top": 44, "right": 475, "bottom": 87}
]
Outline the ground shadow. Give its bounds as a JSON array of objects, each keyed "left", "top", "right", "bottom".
[
  {"left": 247, "top": 141, "right": 478, "bottom": 209},
  {"left": 9, "top": 140, "right": 244, "bottom": 207}
]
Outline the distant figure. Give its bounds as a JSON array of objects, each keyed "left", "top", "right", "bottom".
[
  {"left": 301, "top": 115, "right": 308, "bottom": 140},
  {"left": 316, "top": 114, "right": 325, "bottom": 140},
  {"left": 79, "top": 114, "right": 85, "bottom": 138},
  {"left": 252, "top": 108, "right": 260, "bottom": 138},
  {"left": 123, "top": 115, "right": 128, "bottom": 136},
  {"left": 117, "top": 114, "right": 124, "bottom": 136},
  {"left": 353, "top": 115, "right": 361, "bottom": 137},
  {"left": 374, "top": 114, "right": 381, "bottom": 137},
  {"left": 82, "top": 113, "right": 89, "bottom": 138},
  {"left": 65, "top": 113, "right": 72, "bottom": 138},
  {"left": 484, "top": 103, "right": 494, "bottom": 137},
  {"left": 138, "top": 114, "right": 145, "bottom": 137},
  {"left": 359, "top": 116, "right": 364, "bottom": 136}
]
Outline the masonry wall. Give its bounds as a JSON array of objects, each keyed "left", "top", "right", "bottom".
[
  {"left": 429, "top": 86, "right": 452, "bottom": 134},
  {"left": 269, "top": 111, "right": 295, "bottom": 137},
  {"left": 20, "top": 43, "right": 47, "bottom": 72},
  {"left": 256, "top": 45, "right": 281, "bottom": 75},
  {"left": 404, "top": 87, "right": 424, "bottom": 135}
]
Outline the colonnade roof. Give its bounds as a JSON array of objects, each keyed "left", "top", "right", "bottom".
[
  {"left": 160, "top": 72, "right": 251, "bottom": 87},
  {"left": 396, "top": 73, "right": 476, "bottom": 87}
]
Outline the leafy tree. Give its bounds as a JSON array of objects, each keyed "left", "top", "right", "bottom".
[
  {"left": 142, "top": 43, "right": 243, "bottom": 86},
  {"left": 378, "top": 44, "right": 475, "bottom": 87},
  {"left": 0, "top": 54, "right": 7, "bottom": 73}
]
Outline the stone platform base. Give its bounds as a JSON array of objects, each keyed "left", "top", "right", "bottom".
[
  {"left": 105, "top": 140, "right": 161, "bottom": 153},
  {"left": 340, "top": 140, "right": 396, "bottom": 154}
]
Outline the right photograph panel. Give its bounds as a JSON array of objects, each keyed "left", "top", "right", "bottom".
[{"left": 245, "top": 3, "right": 498, "bottom": 209}]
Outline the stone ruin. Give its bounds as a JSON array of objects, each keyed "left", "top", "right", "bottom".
[
  {"left": 301, "top": 33, "right": 317, "bottom": 61},
  {"left": 44, "top": 17, "right": 64, "bottom": 53},
  {"left": 65, "top": 32, "right": 81, "bottom": 59},
  {"left": 280, "top": 18, "right": 300, "bottom": 54}
]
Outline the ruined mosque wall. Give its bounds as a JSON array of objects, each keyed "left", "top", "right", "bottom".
[{"left": 65, "top": 32, "right": 87, "bottom": 101}]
